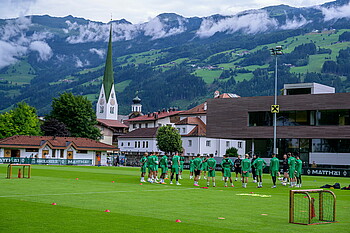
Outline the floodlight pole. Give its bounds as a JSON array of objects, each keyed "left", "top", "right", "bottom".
[
  {"left": 270, "top": 46, "right": 283, "bottom": 155},
  {"left": 273, "top": 54, "right": 278, "bottom": 155}
]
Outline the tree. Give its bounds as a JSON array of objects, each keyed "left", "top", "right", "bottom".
[
  {"left": 49, "top": 92, "right": 101, "bottom": 140},
  {"left": 156, "top": 125, "right": 182, "bottom": 154},
  {"left": 0, "top": 102, "right": 42, "bottom": 139},
  {"left": 226, "top": 147, "right": 238, "bottom": 157},
  {"left": 41, "top": 118, "right": 71, "bottom": 137}
]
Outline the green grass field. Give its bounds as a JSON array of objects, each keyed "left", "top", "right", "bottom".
[{"left": 0, "top": 165, "right": 349, "bottom": 233}]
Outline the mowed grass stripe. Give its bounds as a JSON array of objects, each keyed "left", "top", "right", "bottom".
[{"left": 0, "top": 165, "right": 349, "bottom": 233}]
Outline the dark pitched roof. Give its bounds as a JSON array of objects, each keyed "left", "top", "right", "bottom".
[
  {"left": 0, "top": 135, "right": 117, "bottom": 151},
  {"left": 126, "top": 110, "right": 182, "bottom": 122},
  {"left": 97, "top": 119, "right": 128, "bottom": 128},
  {"left": 180, "top": 103, "right": 206, "bottom": 115},
  {"left": 176, "top": 117, "right": 207, "bottom": 137},
  {"left": 119, "top": 127, "right": 159, "bottom": 138}
]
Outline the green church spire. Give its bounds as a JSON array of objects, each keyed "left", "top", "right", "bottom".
[{"left": 103, "top": 24, "right": 114, "bottom": 102}]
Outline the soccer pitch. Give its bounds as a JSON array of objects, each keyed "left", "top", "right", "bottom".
[{"left": 0, "top": 165, "right": 349, "bottom": 233}]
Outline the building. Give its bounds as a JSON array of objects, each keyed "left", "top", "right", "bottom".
[
  {"left": 175, "top": 117, "right": 245, "bottom": 157},
  {"left": 95, "top": 24, "right": 127, "bottom": 145},
  {"left": 96, "top": 119, "right": 128, "bottom": 146},
  {"left": 118, "top": 127, "right": 160, "bottom": 154},
  {"left": 206, "top": 83, "right": 350, "bottom": 167},
  {"left": 0, "top": 135, "right": 118, "bottom": 166},
  {"left": 125, "top": 109, "right": 182, "bottom": 132}
]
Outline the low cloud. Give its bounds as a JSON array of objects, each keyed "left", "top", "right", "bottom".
[
  {"left": 74, "top": 56, "right": 90, "bottom": 68},
  {"left": 280, "top": 14, "right": 311, "bottom": 30},
  {"left": 142, "top": 16, "right": 187, "bottom": 40},
  {"left": 29, "top": 41, "right": 53, "bottom": 61},
  {"left": 65, "top": 15, "right": 187, "bottom": 43},
  {"left": 196, "top": 11, "right": 278, "bottom": 38},
  {"left": 89, "top": 48, "right": 106, "bottom": 58},
  {"left": 0, "top": 16, "right": 53, "bottom": 68},
  {"left": 321, "top": 2, "right": 350, "bottom": 21},
  {"left": 66, "top": 21, "right": 139, "bottom": 44}
]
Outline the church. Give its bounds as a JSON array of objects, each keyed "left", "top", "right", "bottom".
[{"left": 95, "top": 24, "right": 128, "bottom": 147}]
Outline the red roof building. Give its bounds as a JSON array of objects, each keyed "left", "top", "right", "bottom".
[{"left": 0, "top": 135, "right": 117, "bottom": 165}]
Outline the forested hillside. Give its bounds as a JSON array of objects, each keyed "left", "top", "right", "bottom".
[{"left": 1, "top": 0, "right": 350, "bottom": 115}]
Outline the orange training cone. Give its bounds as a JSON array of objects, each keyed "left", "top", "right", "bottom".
[
  {"left": 112, "top": 181, "right": 115, "bottom": 183},
  {"left": 76, "top": 178, "right": 79, "bottom": 180},
  {"left": 51, "top": 203, "right": 57, "bottom": 205},
  {"left": 104, "top": 209, "right": 111, "bottom": 212},
  {"left": 175, "top": 219, "right": 181, "bottom": 223}
]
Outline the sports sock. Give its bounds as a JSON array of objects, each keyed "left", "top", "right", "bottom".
[
  {"left": 225, "top": 182, "right": 227, "bottom": 186},
  {"left": 170, "top": 174, "right": 174, "bottom": 182},
  {"left": 176, "top": 174, "right": 179, "bottom": 182}
]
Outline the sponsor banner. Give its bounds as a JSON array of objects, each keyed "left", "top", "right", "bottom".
[
  {"left": 0, "top": 157, "right": 92, "bottom": 166},
  {"left": 303, "top": 167, "right": 350, "bottom": 177}
]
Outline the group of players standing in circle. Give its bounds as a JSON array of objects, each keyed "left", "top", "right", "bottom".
[{"left": 139, "top": 151, "right": 303, "bottom": 188}]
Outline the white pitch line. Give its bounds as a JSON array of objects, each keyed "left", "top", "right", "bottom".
[{"left": 0, "top": 188, "right": 198, "bottom": 198}]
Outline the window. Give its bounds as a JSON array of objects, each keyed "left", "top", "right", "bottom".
[
  {"left": 110, "top": 107, "right": 114, "bottom": 114},
  {"left": 133, "top": 124, "right": 136, "bottom": 128},
  {"left": 182, "top": 128, "right": 186, "bottom": 133},
  {"left": 206, "top": 140, "right": 211, "bottom": 147},
  {"left": 128, "top": 142, "right": 130, "bottom": 147},
  {"left": 238, "top": 142, "right": 242, "bottom": 148},
  {"left": 188, "top": 140, "right": 192, "bottom": 147},
  {"left": 146, "top": 141, "right": 149, "bottom": 148},
  {"left": 139, "top": 124, "right": 142, "bottom": 128},
  {"left": 138, "top": 141, "right": 140, "bottom": 148},
  {"left": 143, "top": 141, "right": 145, "bottom": 148},
  {"left": 177, "top": 128, "right": 180, "bottom": 132},
  {"left": 226, "top": 141, "right": 230, "bottom": 147},
  {"left": 249, "top": 112, "right": 272, "bottom": 126},
  {"left": 111, "top": 93, "right": 114, "bottom": 98},
  {"left": 134, "top": 141, "right": 137, "bottom": 148},
  {"left": 145, "top": 123, "right": 148, "bottom": 128},
  {"left": 60, "top": 150, "right": 64, "bottom": 158},
  {"left": 76, "top": 150, "right": 88, "bottom": 154},
  {"left": 121, "top": 142, "right": 124, "bottom": 147},
  {"left": 99, "top": 106, "right": 104, "bottom": 113}
]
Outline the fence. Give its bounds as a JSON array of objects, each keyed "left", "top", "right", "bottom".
[{"left": 0, "top": 157, "right": 93, "bottom": 166}]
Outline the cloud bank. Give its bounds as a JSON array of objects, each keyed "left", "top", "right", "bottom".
[
  {"left": 65, "top": 15, "right": 187, "bottom": 43},
  {"left": 0, "top": 16, "right": 53, "bottom": 69},
  {"left": 321, "top": 2, "right": 350, "bottom": 21}
]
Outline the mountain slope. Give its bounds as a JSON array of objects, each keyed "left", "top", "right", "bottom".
[{"left": 1, "top": 0, "right": 350, "bottom": 115}]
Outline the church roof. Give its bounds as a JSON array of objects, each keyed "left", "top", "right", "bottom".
[
  {"left": 97, "top": 119, "right": 128, "bottom": 128},
  {"left": 103, "top": 24, "right": 114, "bottom": 102}
]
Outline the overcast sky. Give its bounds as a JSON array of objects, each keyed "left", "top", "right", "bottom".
[{"left": 1, "top": 0, "right": 332, "bottom": 23}]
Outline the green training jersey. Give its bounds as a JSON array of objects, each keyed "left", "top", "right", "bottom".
[
  {"left": 153, "top": 155, "right": 159, "bottom": 165},
  {"left": 221, "top": 158, "right": 234, "bottom": 168},
  {"left": 295, "top": 159, "right": 302, "bottom": 173},
  {"left": 288, "top": 156, "right": 296, "bottom": 169},
  {"left": 252, "top": 158, "right": 267, "bottom": 170},
  {"left": 159, "top": 155, "right": 167, "bottom": 166},
  {"left": 140, "top": 156, "right": 147, "bottom": 167},
  {"left": 189, "top": 158, "right": 194, "bottom": 168},
  {"left": 147, "top": 155, "right": 154, "bottom": 166},
  {"left": 207, "top": 158, "right": 216, "bottom": 170},
  {"left": 241, "top": 158, "right": 251, "bottom": 171},
  {"left": 172, "top": 155, "right": 180, "bottom": 168},
  {"left": 180, "top": 156, "right": 185, "bottom": 165},
  {"left": 193, "top": 157, "right": 202, "bottom": 170},
  {"left": 269, "top": 157, "right": 279, "bottom": 171}
]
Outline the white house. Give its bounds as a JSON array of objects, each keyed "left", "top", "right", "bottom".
[
  {"left": 118, "top": 128, "right": 161, "bottom": 153},
  {"left": 175, "top": 117, "right": 245, "bottom": 157}
]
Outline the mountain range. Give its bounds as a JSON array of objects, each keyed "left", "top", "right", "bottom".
[{"left": 1, "top": 0, "right": 350, "bottom": 115}]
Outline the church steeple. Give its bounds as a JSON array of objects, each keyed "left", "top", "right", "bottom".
[
  {"left": 96, "top": 23, "right": 118, "bottom": 120},
  {"left": 103, "top": 24, "right": 114, "bottom": 103}
]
